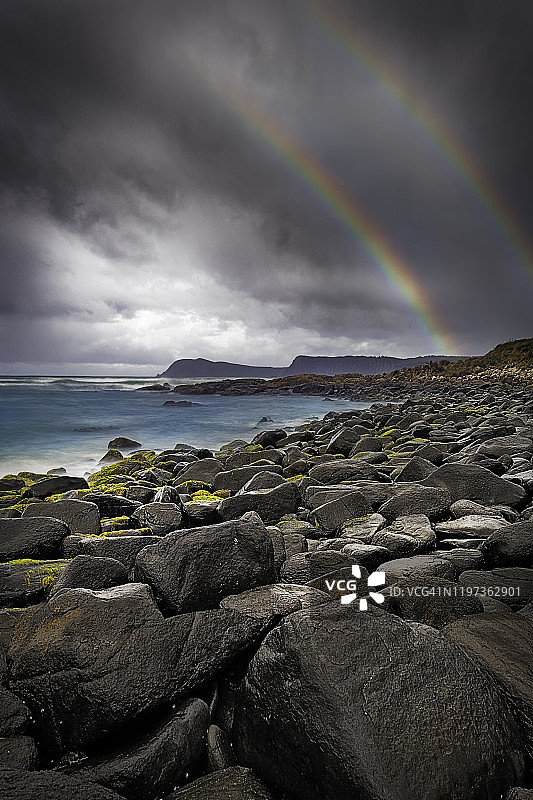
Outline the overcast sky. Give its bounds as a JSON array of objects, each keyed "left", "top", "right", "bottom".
[{"left": 1, "top": 0, "right": 532, "bottom": 374}]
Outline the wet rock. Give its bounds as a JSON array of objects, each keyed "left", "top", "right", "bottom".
[
  {"left": 166, "top": 766, "right": 276, "bottom": 800},
  {"left": 8, "top": 583, "right": 269, "bottom": 755},
  {"left": 206, "top": 724, "right": 236, "bottom": 772},
  {"left": 0, "top": 517, "right": 69, "bottom": 562},
  {"left": 49, "top": 555, "right": 128, "bottom": 594},
  {"left": 80, "top": 535, "right": 162, "bottom": 569},
  {"left": 384, "top": 576, "right": 483, "bottom": 628},
  {"left": 309, "top": 491, "right": 371, "bottom": 533},
  {"left": 131, "top": 502, "right": 182, "bottom": 534},
  {"left": 213, "top": 465, "right": 282, "bottom": 493},
  {"left": 308, "top": 459, "right": 378, "bottom": 483},
  {"left": 135, "top": 519, "right": 275, "bottom": 614},
  {"left": 480, "top": 521, "right": 533, "bottom": 567},
  {"left": 458, "top": 568, "right": 533, "bottom": 610},
  {"left": 379, "top": 554, "right": 457, "bottom": 583},
  {"left": 218, "top": 482, "right": 299, "bottom": 524},
  {"left": 444, "top": 613, "right": 533, "bottom": 768},
  {"left": 0, "top": 559, "right": 69, "bottom": 606},
  {"left": 423, "top": 463, "right": 526, "bottom": 506},
  {"left": 233, "top": 604, "right": 525, "bottom": 800},
  {"left": 29, "top": 476, "right": 89, "bottom": 499},
  {"left": 108, "top": 437, "right": 142, "bottom": 450},
  {"left": 378, "top": 485, "right": 451, "bottom": 521},
  {"left": 0, "top": 768, "right": 127, "bottom": 799},
  {"left": 280, "top": 551, "right": 353, "bottom": 585},
  {"left": 435, "top": 514, "right": 509, "bottom": 539},
  {"left": 220, "top": 583, "right": 331, "bottom": 619},
  {"left": 0, "top": 736, "right": 38, "bottom": 771},
  {"left": 251, "top": 429, "right": 287, "bottom": 447},
  {"left": 22, "top": 500, "right": 100, "bottom": 535},
  {"left": 70, "top": 698, "right": 209, "bottom": 800}
]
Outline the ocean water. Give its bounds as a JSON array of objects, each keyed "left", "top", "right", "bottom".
[{"left": 0, "top": 376, "right": 372, "bottom": 478}]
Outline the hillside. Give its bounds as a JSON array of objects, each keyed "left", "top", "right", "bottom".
[
  {"left": 389, "top": 337, "right": 533, "bottom": 379},
  {"left": 157, "top": 352, "right": 461, "bottom": 379}
]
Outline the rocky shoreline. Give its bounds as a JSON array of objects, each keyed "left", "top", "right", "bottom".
[{"left": 0, "top": 381, "right": 533, "bottom": 799}]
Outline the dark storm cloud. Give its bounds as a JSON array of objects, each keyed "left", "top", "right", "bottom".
[{"left": 0, "top": 0, "right": 532, "bottom": 371}]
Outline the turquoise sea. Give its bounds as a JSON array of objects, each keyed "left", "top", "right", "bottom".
[{"left": 0, "top": 376, "right": 371, "bottom": 478}]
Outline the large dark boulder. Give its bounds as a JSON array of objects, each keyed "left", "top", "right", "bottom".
[
  {"left": 384, "top": 576, "right": 483, "bottom": 628},
  {"left": 166, "top": 766, "right": 276, "bottom": 800},
  {"left": 79, "top": 535, "right": 162, "bottom": 569},
  {"left": 308, "top": 459, "right": 378, "bottom": 483},
  {"left": 0, "top": 518, "right": 69, "bottom": 562},
  {"left": 309, "top": 491, "right": 371, "bottom": 533},
  {"left": 108, "top": 437, "right": 142, "bottom": 450},
  {"left": 79, "top": 492, "right": 141, "bottom": 518},
  {"left": 233, "top": 605, "right": 525, "bottom": 800},
  {"left": 175, "top": 459, "right": 223, "bottom": 485},
  {"left": 28, "top": 476, "right": 89, "bottom": 498},
  {"left": 8, "top": 584, "right": 269, "bottom": 755},
  {"left": 135, "top": 519, "right": 275, "bottom": 614},
  {"left": 480, "top": 521, "right": 533, "bottom": 567},
  {"left": 0, "top": 559, "right": 69, "bottom": 606},
  {"left": 22, "top": 500, "right": 100, "bottom": 535},
  {"left": 378, "top": 554, "right": 457, "bottom": 583},
  {"left": 131, "top": 502, "right": 183, "bottom": 534},
  {"left": 0, "top": 768, "right": 126, "bottom": 799},
  {"left": 378, "top": 485, "right": 451, "bottom": 521},
  {"left": 458, "top": 568, "right": 533, "bottom": 610},
  {"left": 444, "top": 613, "right": 533, "bottom": 770},
  {"left": 0, "top": 686, "right": 31, "bottom": 736},
  {"left": 0, "top": 736, "right": 38, "bottom": 771},
  {"left": 423, "top": 463, "right": 526, "bottom": 506},
  {"left": 280, "top": 551, "right": 354, "bottom": 586},
  {"left": 218, "top": 483, "right": 299, "bottom": 524},
  {"left": 251, "top": 429, "right": 287, "bottom": 447},
  {"left": 50, "top": 555, "right": 128, "bottom": 594},
  {"left": 69, "top": 698, "right": 210, "bottom": 800},
  {"left": 220, "top": 583, "right": 331, "bottom": 620},
  {"left": 213, "top": 465, "right": 282, "bottom": 493}
]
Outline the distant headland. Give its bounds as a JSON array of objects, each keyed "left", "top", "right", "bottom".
[{"left": 157, "top": 353, "right": 464, "bottom": 379}]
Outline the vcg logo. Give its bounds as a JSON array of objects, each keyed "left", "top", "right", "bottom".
[{"left": 325, "top": 565, "right": 386, "bottom": 611}]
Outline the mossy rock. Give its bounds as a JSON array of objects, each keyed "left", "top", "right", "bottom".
[
  {"left": 173, "top": 480, "right": 211, "bottom": 494},
  {"left": 0, "top": 559, "right": 70, "bottom": 606},
  {"left": 100, "top": 516, "right": 131, "bottom": 532},
  {"left": 99, "top": 449, "right": 124, "bottom": 464},
  {"left": 189, "top": 490, "right": 222, "bottom": 503}
]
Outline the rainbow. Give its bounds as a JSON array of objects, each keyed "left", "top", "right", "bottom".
[
  {"left": 205, "top": 75, "right": 458, "bottom": 353},
  {"left": 298, "top": 0, "right": 533, "bottom": 289}
]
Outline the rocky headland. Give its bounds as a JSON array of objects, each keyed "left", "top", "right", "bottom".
[{"left": 1, "top": 345, "right": 533, "bottom": 798}]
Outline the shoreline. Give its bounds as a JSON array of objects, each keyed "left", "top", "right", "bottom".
[{"left": 0, "top": 378, "right": 532, "bottom": 798}]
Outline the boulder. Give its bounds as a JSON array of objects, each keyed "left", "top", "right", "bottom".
[
  {"left": 175, "top": 459, "right": 223, "bottom": 485},
  {"left": 0, "top": 517, "right": 69, "bottom": 562},
  {"left": 435, "top": 515, "right": 509, "bottom": 539},
  {"left": 70, "top": 698, "right": 209, "bottom": 800},
  {"left": 396, "top": 456, "right": 436, "bottom": 482},
  {"left": 220, "top": 583, "right": 331, "bottom": 620},
  {"left": 480, "top": 521, "right": 533, "bottom": 567},
  {"left": 79, "top": 535, "right": 162, "bottom": 569},
  {"left": 0, "top": 686, "right": 31, "bottom": 736},
  {"left": 325, "top": 427, "right": 361, "bottom": 456},
  {"left": 423, "top": 463, "right": 526, "bottom": 506},
  {"left": 28, "top": 476, "right": 89, "bottom": 498},
  {"left": 338, "top": 512, "right": 386, "bottom": 541},
  {"left": 384, "top": 576, "right": 483, "bottom": 628},
  {"left": 206, "top": 725, "right": 236, "bottom": 772},
  {"left": 444, "top": 613, "right": 533, "bottom": 767},
  {"left": 378, "top": 554, "right": 457, "bottom": 583},
  {"left": 378, "top": 485, "right": 451, "bottom": 521},
  {"left": 458, "top": 568, "right": 533, "bottom": 610},
  {"left": 79, "top": 492, "right": 140, "bottom": 518},
  {"left": 213, "top": 465, "right": 282, "bottom": 493},
  {"left": 282, "top": 533, "right": 307, "bottom": 559},
  {"left": 280, "top": 551, "right": 354, "bottom": 585},
  {"left": 0, "top": 768, "right": 127, "bottom": 799},
  {"left": 233, "top": 604, "right": 525, "bottom": 800},
  {"left": 135, "top": 519, "right": 275, "bottom": 614},
  {"left": 308, "top": 459, "right": 378, "bottom": 484},
  {"left": 108, "top": 437, "right": 142, "bottom": 450},
  {"left": 251, "top": 429, "right": 287, "bottom": 447},
  {"left": 49, "top": 555, "right": 128, "bottom": 594},
  {"left": 218, "top": 483, "right": 299, "bottom": 524},
  {"left": 0, "top": 559, "right": 69, "bottom": 606},
  {"left": 242, "top": 471, "right": 286, "bottom": 491},
  {"left": 340, "top": 543, "right": 390, "bottom": 571},
  {"left": 131, "top": 502, "right": 182, "bottom": 534},
  {"left": 372, "top": 514, "right": 435, "bottom": 557},
  {"left": 0, "top": 737, "right": 38, "bottom": 771},
  {"left": 8, "top": 584, "right": 269, "bottom": 754},
  {"left": 477, "top": 435, "right": 533, "bottom": 459},
  {"left": 309, "top": 491, "right": 371, "bottom": 533},
  {"left": 22, "top": 500, "right": 100, "bottom": 535},
  {"left": 165, "top": 766, "right": 276, "bottom": 800}
]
